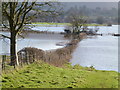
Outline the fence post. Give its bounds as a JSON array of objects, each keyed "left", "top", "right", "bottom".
[{"left": 2, "top": 55, "right": 6, "bottom": 70}]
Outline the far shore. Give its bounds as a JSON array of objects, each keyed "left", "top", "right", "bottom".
[
  {"left": 0, "top": 23, "right": 109, "bottom": 29},
  {"left": 31, "top": 22, "right": 108, "bottom": 26}
]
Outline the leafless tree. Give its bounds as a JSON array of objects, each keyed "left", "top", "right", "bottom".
[
  {"left": 65, "top": 13, "right": 88, "bottom": 34},
  {"left": 2, "top": 1, "right": 61, "bottom": 67}
]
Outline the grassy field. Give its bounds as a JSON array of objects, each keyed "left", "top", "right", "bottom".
[
  {"left": 1, "top": 61, "right": 119, "bottom": 88},
  {"left": 32, "top": 22, "right": 69, "bottom": 25},
  {"left": 32, "top": 22, "right": 106, "bottom": 26}
]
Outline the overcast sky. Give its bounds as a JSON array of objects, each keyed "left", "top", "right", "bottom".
[
  {"left": 1, "top": 0, "right": 119, "bottom": 2},
  {"left": 58, "top": 0, "right": 119, "bottom": 2}
]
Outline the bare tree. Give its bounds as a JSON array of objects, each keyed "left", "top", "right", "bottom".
[
  {"left": 2, "top": 1, "right": 61, "bottom": 67},
  {"left": 65, "top": 14, "right": 87, "bottom": 34}
]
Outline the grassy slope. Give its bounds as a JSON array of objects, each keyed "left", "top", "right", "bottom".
[{"left": 2, "top": 61, "right": 118, "bottom": 88}]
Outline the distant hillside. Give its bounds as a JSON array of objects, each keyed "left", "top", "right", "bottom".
[
  {"left": 32, "top": 2, "right": 118, "bottom": 24},
  {"left": 61, "top": 2, "right": 118, "bottom": 10}
]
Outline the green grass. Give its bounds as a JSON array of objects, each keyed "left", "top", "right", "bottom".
[
  {"left": 32, "top": 22, "right": 106, "bottom": 26},
  {"left": 84, "top": 24, "right": 107, "bottom": 26},
  {"left": 32, "top": 22, "right": 69, "bottom": 26},
  {"left": 1, "top": 61, "right": 119, "bottom": 88}
]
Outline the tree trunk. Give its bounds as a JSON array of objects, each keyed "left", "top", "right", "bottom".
[
  {"left": 10, "top": 32, "right": 19, "bottom": 67},
  {"left": 16, "top": 42, "right": 19, "bottom": 66}
]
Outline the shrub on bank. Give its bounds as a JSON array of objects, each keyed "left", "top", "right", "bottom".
[{"left": 17, "top": 39, "right": 80, "bottom": 67}]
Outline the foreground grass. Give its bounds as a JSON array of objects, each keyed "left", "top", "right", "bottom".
[{"left": 2, "top": 61, "right": 118, "bottom": 88}]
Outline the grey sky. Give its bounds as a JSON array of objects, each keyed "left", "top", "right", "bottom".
[
  {"left": 58, "top": 0, "right": 119, "bottom": 2},
  {"left": 1, "top": 0, "right": 120, "bottom": 2}
]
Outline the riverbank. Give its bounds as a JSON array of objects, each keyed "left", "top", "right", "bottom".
[{"left": 2, "top": 61, "right": 118, "bottom": 88}]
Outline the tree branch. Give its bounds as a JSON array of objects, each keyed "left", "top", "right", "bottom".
[
  {"left": 16, "top": 2, "right": 36, "bottom": 33},
  {"left": 2, "top": 23, "right": 10, "bottom": 30},
  {"left": 0, "top": 34, "right": 10, "bottom": 39}
]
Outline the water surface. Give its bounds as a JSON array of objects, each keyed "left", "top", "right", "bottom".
[
  {"left": 0, "top": 33, "right": 69, "bottom": 54},
  {"left": 71, "top": 25, "right": 118, "bottom": 72}
]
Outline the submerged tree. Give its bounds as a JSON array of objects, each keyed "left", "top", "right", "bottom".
[
  {"left": 65, "top": 13, "right": 87, "bottom": 34},
  {"left": 2, "top": 1, "right": 61, "bottom": 67}
]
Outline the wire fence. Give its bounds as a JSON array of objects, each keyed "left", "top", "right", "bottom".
[{"left": 1, "top": 47, "right": 45, "bottom": 70}]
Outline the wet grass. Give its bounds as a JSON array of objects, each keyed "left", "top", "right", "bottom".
[
  {"left": 1, "top": 61, "right": 118, "bottom": 88},
  {"left": 32, "top": 22, "right": 106, "bottom": 26},
  {"left": 32, "top": 22, "right": 69, "bottom": 25}
]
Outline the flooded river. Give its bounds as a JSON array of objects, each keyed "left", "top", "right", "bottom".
[
  {"left": 0, "top": 32, "right": 69, "bottom": 55},
  {"left": 0, "top": 25, "right": 119, "bottom": 72},
  {"left": 71, "top": 25, "right": 119, "bottom": 72}
]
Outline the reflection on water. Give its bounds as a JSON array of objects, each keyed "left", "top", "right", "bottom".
[{"left": 71, "top": 25, "right": 118, "bottom": 72}]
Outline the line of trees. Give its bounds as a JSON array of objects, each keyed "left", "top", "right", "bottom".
[
  {"left": 32, "top": 5, "right": 118, "bottom": 24},
  {"left": 62, "top": 5, "right": 118, "bottom": 24}
]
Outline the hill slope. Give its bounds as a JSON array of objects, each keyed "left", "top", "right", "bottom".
[{"left": 2, "top": 61, "right": 118, "bottom": 88}]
